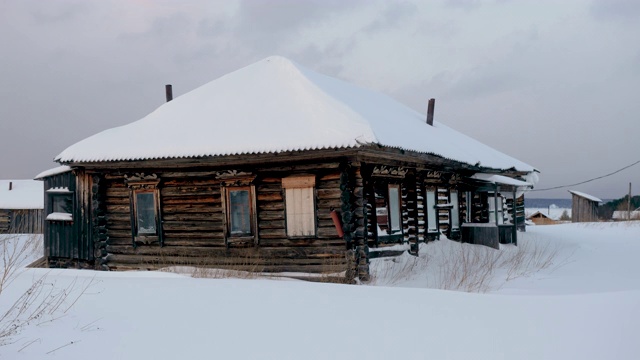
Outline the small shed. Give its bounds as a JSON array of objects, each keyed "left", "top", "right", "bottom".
[
  {"left": 526, "top": 211, "right": 558, "bottom": 225},
  {"left": 568, "top": 190, "right": 601, "bottom": 223},
  {"left": 0, "top": 180, "right": 44, "bottom": 233}
]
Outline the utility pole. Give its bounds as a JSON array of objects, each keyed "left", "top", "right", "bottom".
[{"left": 628, "top": 182, "right": 632, "bottom": 221}]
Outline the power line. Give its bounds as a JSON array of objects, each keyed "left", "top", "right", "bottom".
[{"left": 531, "top": 159, "right": 640, "bottom": 192}]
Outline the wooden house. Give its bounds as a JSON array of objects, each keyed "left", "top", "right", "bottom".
[
  {"left": 526, "top": 211, "right": 558, "bottom": 225},
  {"left": 0, "top": 180, "right": 43, "bottom": 233},
  {"left": 38, "top": 56, "right": 537, "bottom": 280},
  {"left": 569, "top": 190, "right": 601, "bottom": 223}
]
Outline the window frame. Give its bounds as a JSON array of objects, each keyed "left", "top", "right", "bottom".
[
  {"left": 425, "top": 186, "right": 438, "bottom": 235},
  {"left": 45, "top": 190, "right": 74, "bottom": 222},
  {"left": 131, "top": 187, "right": 161, "bottom": 244},
  {"left": 387, "top": 184, "right": 402, "bottom": 234},
  {"left": 282, "top": 175, "right": 317, "bottom": 238},
  {"left": 222, "top": 184, "right": 258, "bottom": 246},
  {"left": 125, "top": 174, "right": 162, "bottom": 246}
]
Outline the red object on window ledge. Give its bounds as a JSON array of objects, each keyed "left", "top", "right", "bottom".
[{"left": 330, "top": 209, "right": 344, "bottom": 238}]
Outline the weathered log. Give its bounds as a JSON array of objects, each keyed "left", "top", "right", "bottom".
[
  {"left": 258, "top": 211, "right": 285, "bottom": 221},
  {"left": 258, "top": 228, "right": 287, "bottom": 238},
  {"left": 162, "top": 212, "right": 223, "bottom": 222},
  {"left": 162, "top": 204, "right": 217, "bottom": 214},
  {"left": 316, "top": 188, "right": 341, "bottom": 199},
  {"left": 257, "top": 202, "right": 284, "bottom": 211},
  {"left": 256, "top": 192, "right": 283, "bottom": 202},
  {"left": 162, "top": 197, "right": 219, "bottom": 205},
  {"left": 105, "top": 205, "right": 130, "bottom": 214},
  {"left": 257, "top": 220, "right": 285, "bottom": 230}
]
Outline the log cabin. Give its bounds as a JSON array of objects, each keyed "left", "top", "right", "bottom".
[
  {"left": 0, "top": 180, "right": 43, "bottom": 234},
  {"left": 37, "top": 56, "right": 537, "bottom": 281}
]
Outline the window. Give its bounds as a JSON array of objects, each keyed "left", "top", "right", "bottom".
[
  {"left": 45, "top": 187, "right": 73, "bottom": 222},
  {"left": 450, "top": 190, "right": 460, "bottom": 231},
  {"left": 282, "top": 175, "right": 316, "bottom": 237},
  {"left": 125, "top": 173, "right": 162, "bottom": 245},
  {"left": 425, "top": 187, "right": 438, "bottom": 234},
  {"left": 228, "top": 188, "right": 252, "bottom": 235},
  {"left": 488, "top": 196, "right": 504, "bottom": 224},
  {"left": 387, "top": 185, "right": 402, "bottom": 233},
  {"left": 223, "top": 185, "right": 257, "bottom": 242},
  {"left": 134, "top": 191, "right": 157, "bottom": 235}
]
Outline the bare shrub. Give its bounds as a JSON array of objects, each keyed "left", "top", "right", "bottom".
[
  {"left": 435, "top": 242, "right": 505, "bottom": 292},
  {"left": 0, "top": 234, "right": 91, "bottom": 346},
  {"left": 502, "top": 237, "right": 560, "bottom": 281}
]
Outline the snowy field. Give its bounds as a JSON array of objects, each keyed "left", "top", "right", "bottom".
[{"left": 1, "top": 222, "right": 639, "bottom": 359}]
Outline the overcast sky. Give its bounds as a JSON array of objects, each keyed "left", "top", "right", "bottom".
[{"left": 1, "top": 0, "right": 639, "bottom": 199}]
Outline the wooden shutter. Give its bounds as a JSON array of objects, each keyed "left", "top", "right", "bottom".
[{"left": 283, "top": 176, "right": 316, "bottom": 237}]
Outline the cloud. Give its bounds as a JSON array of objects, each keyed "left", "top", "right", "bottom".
[
  {"left": 363, "top": 2, "right": 418, "bottom": 34},
  {"left": 590, "top": 0, "right": 640, "bottom": 22}
]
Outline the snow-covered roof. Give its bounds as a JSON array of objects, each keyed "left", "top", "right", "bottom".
[
  {"left": 525, "top": 207, "right": 571, "bottom": 221},
  {"left": 0, "top": 180, "right": 43, "bottom": 209},
  {"left": 470, "top": 173, "right": 533, "bottom": 187},
  {"left": 612, "top": 210, "right": 640, "bottom": 220},
  {"left": 55, "top": 56, "right": 535, "bottom": 173},
  {"left": 34, "top": 165, "right": 72, "bottom": 180},
  {"left": 568, "top": 190, "right": 602, "bottom": 203},
  {"left": 526, "top": 211, "right": 552, "bottom": 219}
]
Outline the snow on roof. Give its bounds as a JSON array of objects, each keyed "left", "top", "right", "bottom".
[
  {"left": 55, "top": 56, "right": 535, "bottom": 173},
  {"left": 470, "top": 173, "right": 532, "bottom": 187},
  {"left": 568, "top": 190, "right": 602, "bottom": 203},
  {"left": 0, "top": 180, "right": 43, "bottom": 209},
  {"left": 612, "top": 210, "right": 640, "bottom": 220},
  {"left": 34, "top": 165, "right": 72, "bottom": 180}
]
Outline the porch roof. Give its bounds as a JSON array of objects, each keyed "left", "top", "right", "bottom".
[{"left": 470, "top": 173, "right": 533, "bottom": 187}]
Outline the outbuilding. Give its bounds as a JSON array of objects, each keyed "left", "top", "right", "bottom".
[
  {"left": 0, "top": 180, "right": 43, "bottom": 233},
  {"left": 569, "top": 190, "right": 601, "bottom": 223}
]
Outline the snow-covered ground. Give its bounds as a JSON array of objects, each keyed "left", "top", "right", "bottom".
[{"left": 2, "top": 222, "right": 639, "bottom": 359}]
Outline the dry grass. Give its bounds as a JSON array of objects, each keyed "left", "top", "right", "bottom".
[
  {"left": 155, "top": 247, "right": 351, "bottom": 283},
  {"left": 369, "top": 235, "right": 564, "bottom": 292}
]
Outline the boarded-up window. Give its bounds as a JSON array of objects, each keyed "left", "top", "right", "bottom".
[{"left": 282, "top": 176, "right": 316, "bottom": 237}]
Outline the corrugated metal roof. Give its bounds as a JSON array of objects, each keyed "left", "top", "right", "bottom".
[{"left": 55, "top": 56, "right": 536, "bottom": 173}]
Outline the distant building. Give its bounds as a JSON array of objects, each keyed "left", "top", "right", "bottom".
[
  {"left": 568, "top": 190, "right": 601, "bottom": 223},
  {"left": 526, "top": 211, "right": 558, "bottom": 225},
  {"left": 612, "top": 207, "right": 640, "bottom": 221},
  {"left": 0, "top": 180, "right": 43, "bottom": 233}
]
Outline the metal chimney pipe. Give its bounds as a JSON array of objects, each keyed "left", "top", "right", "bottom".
[
  {"left": 426, "top": 98, "right": 435, "bottom": 126},
  {"left": 9, "top": 181, "right": 12, "bottom": 191},
  {"left": 165, "top": 84, "right": 173, "bottom": 102}
]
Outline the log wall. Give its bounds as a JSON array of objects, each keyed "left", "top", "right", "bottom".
[{"left": 100, "top": 165, "right": 350, "bottom": 275}]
